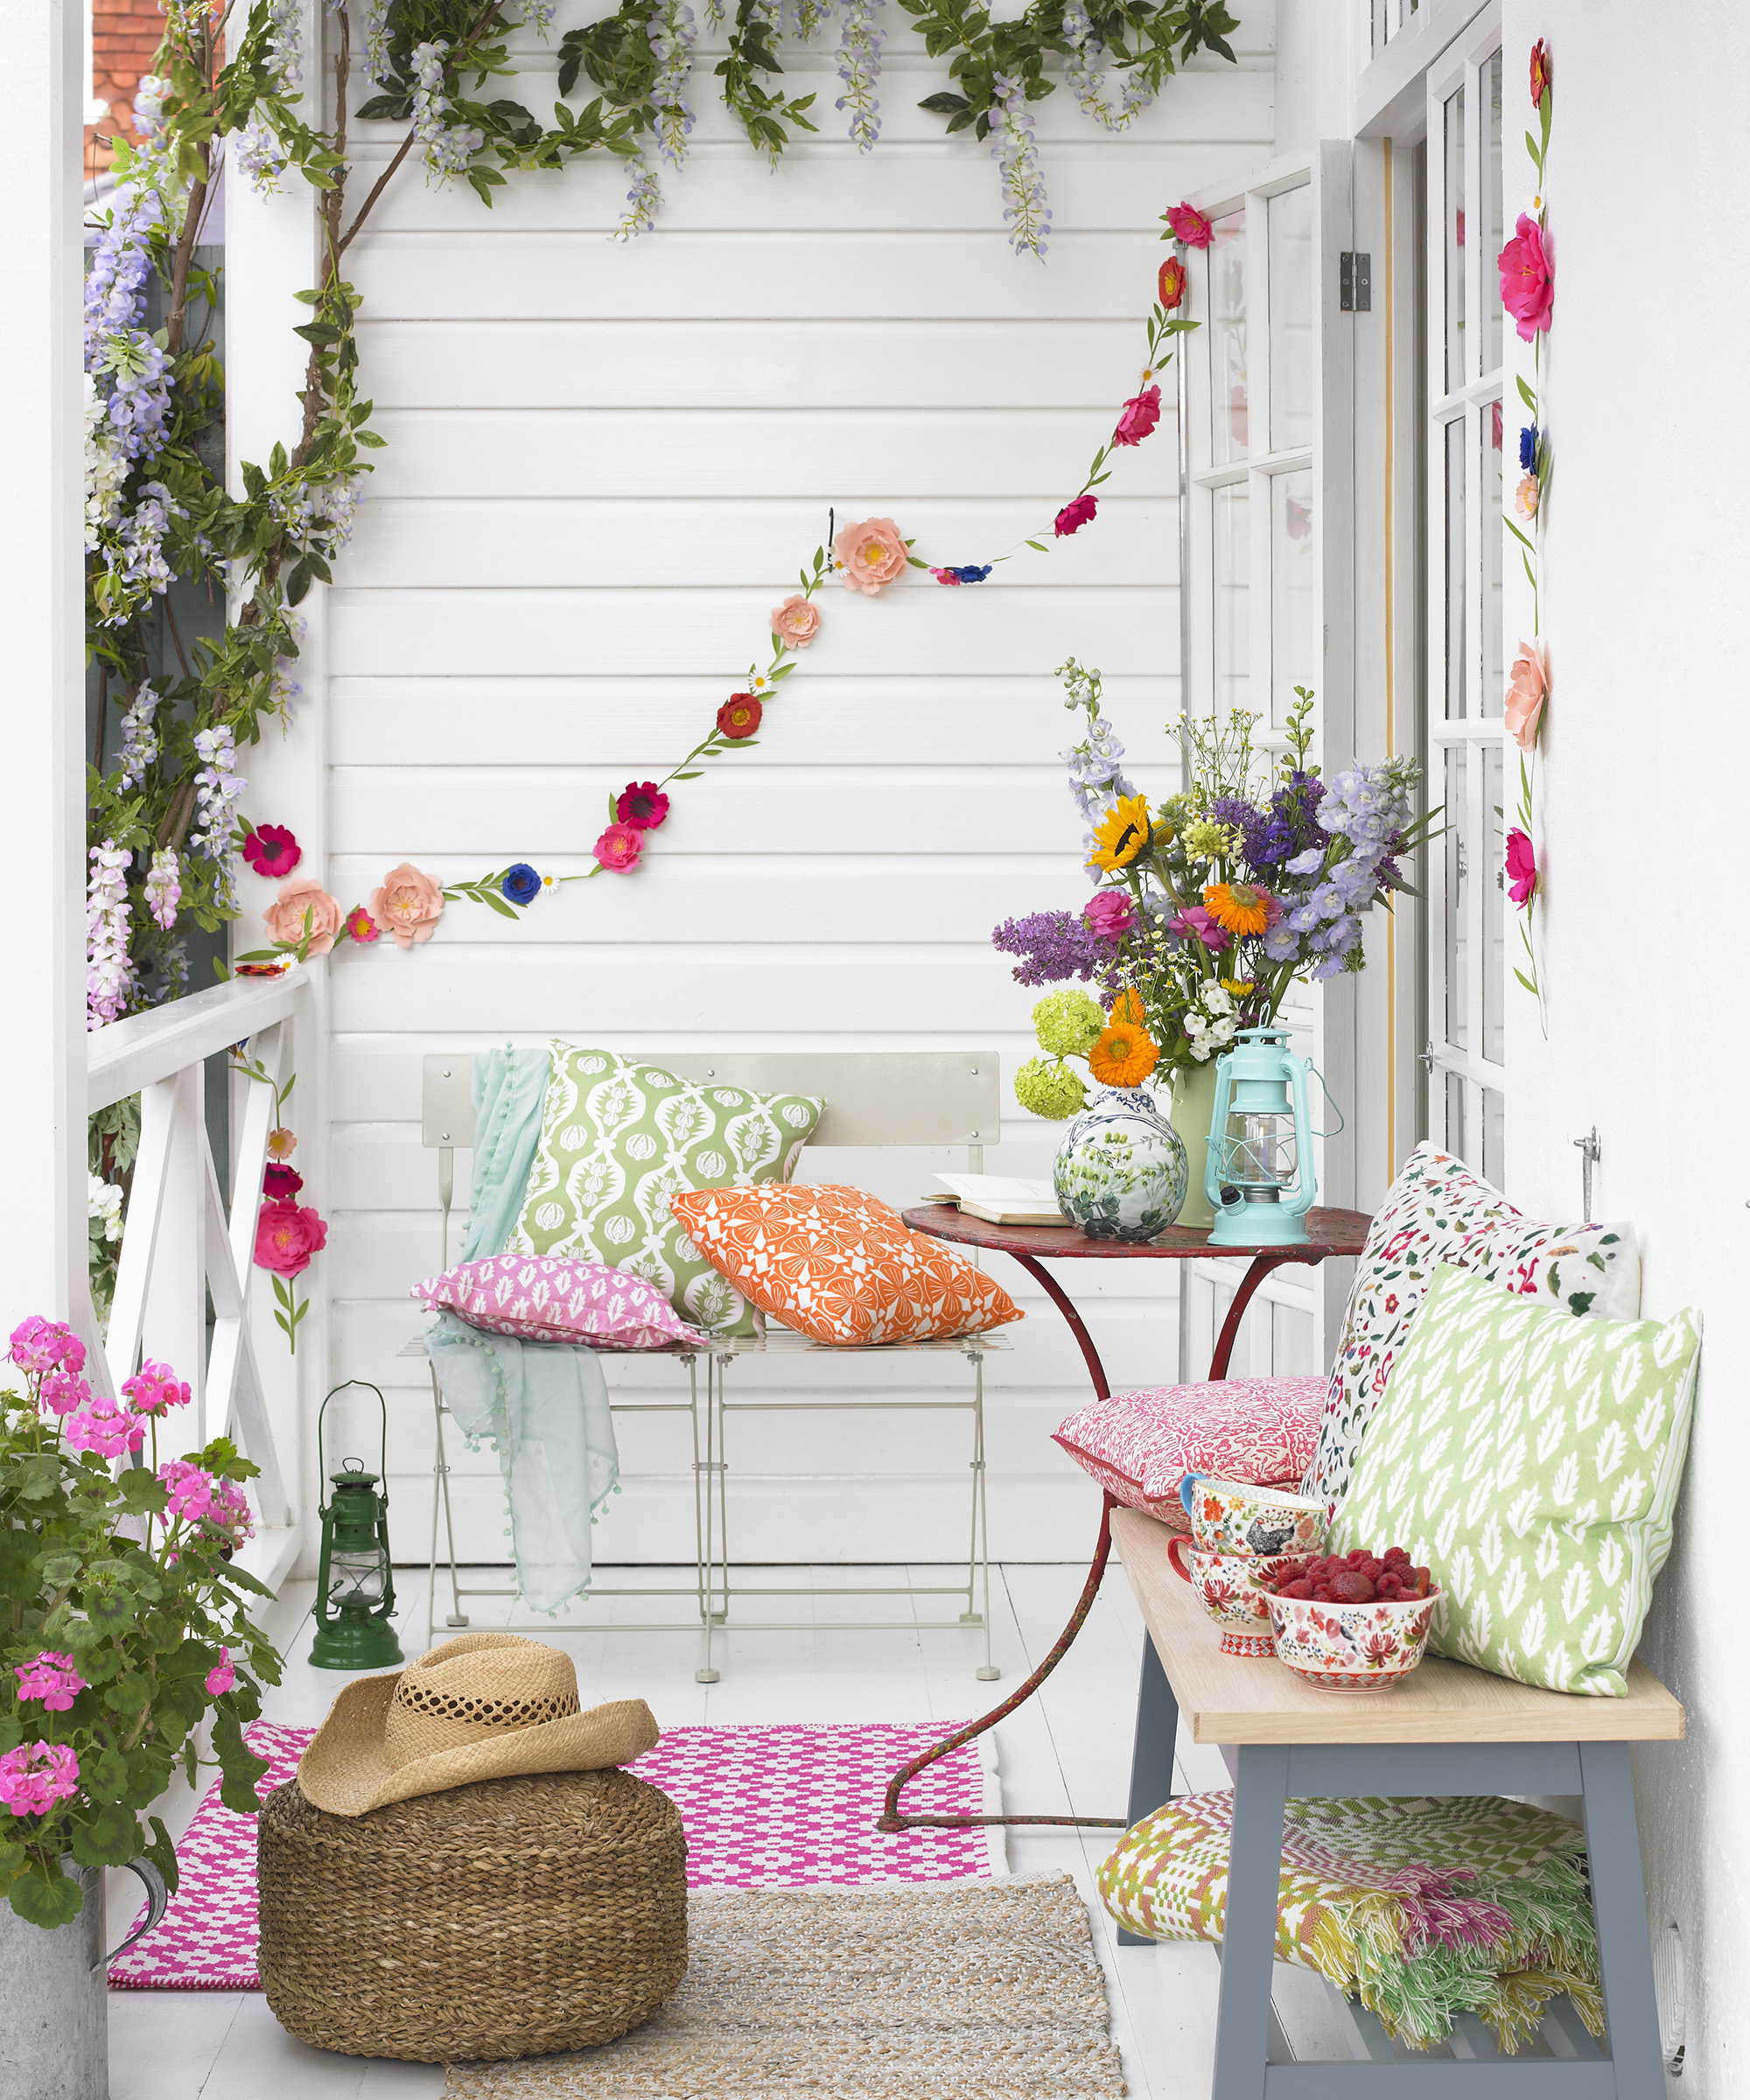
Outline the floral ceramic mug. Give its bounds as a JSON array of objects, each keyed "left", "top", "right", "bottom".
[
  {"left": 1166, "top": 1536, "right": 1299, "bottom": 1658},
  {"left": 1179, "top": 1474, "right": 1327, "bottom": 1559}
]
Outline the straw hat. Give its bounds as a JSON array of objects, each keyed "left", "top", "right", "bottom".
[{"left": 297, "top": 1632, "right": 660, "bottom": 1816}]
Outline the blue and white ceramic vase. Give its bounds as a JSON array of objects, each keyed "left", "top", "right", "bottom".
[{"left": 1053, "top": 1084, "right": 1189, "bottom": 1242}]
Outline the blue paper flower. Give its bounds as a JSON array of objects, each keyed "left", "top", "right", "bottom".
[
  {"left": 1519, "top": 424, "right": 1538, "bottom": 472},
  {"left": 501, "top": 863, "right": 542, "bottom": 906},
  {"left": 952, "top": 564, "right": 993, "bottom": 584}
]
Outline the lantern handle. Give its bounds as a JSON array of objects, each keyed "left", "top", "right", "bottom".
[
  {"left": 1305, "top": 1060, "right": 1346, "bottom": 1141},
  {"left": 317, "top": 1380, "right": 393, "bottom": 1511}
]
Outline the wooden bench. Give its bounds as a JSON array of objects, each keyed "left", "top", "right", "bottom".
[{"left": 1111, "top": 1506, "right": 1684, "bottom": 2098}]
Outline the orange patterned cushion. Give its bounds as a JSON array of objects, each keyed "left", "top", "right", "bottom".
[{"left": 668, "top": 1184, "right": 1024, "bottom": 1346}]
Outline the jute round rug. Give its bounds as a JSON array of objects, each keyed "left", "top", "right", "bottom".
[{"left": 442, "top": 1872, "right": 1127, "bottom": 2097}]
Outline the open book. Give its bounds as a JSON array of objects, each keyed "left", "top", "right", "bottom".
[{"left": 928, "top": 1174, "right": 1065, "bottom": 1227}]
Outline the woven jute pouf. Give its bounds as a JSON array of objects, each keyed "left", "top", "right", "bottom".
[{"left": 257, "top": 1768, "right": 688, "bottom": 2063}]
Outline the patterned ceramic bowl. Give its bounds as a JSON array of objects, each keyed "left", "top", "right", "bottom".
[
  {"left": 1167, "top": 1537, "right": 1304, "bottom": 1658},
  {"left": 1264, "top": 1586, "right": 1443, "bottom": 1693},
  {"left": 1180, "top": 1474, "right": 1328, "bottom": 1560}
]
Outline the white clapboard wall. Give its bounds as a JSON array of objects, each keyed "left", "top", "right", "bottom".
[{"left": 228, "top": 0, "right": 1280, "bottom": 1568}]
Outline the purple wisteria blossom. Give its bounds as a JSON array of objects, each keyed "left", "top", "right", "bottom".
[
  {"left": 989, "top": 74, "right": 1051, "bottom": 259},
  {"left": 833, "top": 0, "right": 884, "bottom": 151},
  {"left": 87, "top": 843, "right": 134, "bottom": 1029}
]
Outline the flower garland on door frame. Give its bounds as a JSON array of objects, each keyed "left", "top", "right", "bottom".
[{"left": 1498, "top": 38, "right": 1553, "bottom": 1034}]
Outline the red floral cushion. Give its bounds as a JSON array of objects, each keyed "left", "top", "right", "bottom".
[{"left": 1052, "top": 1377, "right": 1328, "bottom": 1530}]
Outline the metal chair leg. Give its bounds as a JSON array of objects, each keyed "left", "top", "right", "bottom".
[{"left": 428, "top": 1369, "right": 468, "bottom": 1640}]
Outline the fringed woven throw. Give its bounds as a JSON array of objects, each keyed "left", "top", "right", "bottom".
[{"left": 1098, "top": 1793, "right": 1604, "bottom": 2054}]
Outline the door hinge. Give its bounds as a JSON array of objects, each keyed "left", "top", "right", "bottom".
[{"left": 1339, "top": 251, "right": 1372, "bottom": 312}]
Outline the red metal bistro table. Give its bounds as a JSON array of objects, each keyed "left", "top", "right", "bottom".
[{"left": 880, "top": 1201, "right": 1371, "bottom": 1835}]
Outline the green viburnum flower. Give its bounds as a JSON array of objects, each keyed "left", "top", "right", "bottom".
[
  {"left": 1032, "top": 988, "right": 1106, "bottom": 1057},
  {"left": 1014, "top": 1056, "right": 1088, "bottom": 1121},
  {"left": 1181, "top": 818, "right": 1243, "bottom": 862}
]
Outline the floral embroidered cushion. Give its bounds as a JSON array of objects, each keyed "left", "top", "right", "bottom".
[
  {"left": 668, "top": 1183, "right": 1023, "bottom": 1346},
  {"left": 412, "top": 1254, "right": 710, "bottom": 1351},
  {"left": 1330, "top": 1264, "right": 1700, "bottom": 1698},
  {"left": 1300, "top": 1141, "right": 1640, "bottom": 1516},
  {"left": 506, "top": 1044, "right": 824, "bottom": 1337},
  {"left": 1053, "top": 1377, "right": 1327, "bottom": 1530}
]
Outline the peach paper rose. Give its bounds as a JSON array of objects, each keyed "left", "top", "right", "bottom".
[
  {"left": 262, "top": 876, "right": 341, "bottom": 956},
  {"left": 1503, "top": 640, "right": 1547, "bottom": 752},
  {"left": 832, "top": 516, "right": 907, "bottom": 597},
  {"left": 770, "top": 594, "right": 822, "bottom": 648},
  {"left": 369, "top": 862, "right": 446, "bottom": 948}
]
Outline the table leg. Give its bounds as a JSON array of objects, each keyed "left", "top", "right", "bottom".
[
  {"left": 1211, "top": 1744, "right": 1289, "bottom": 2100},
  {"left": 1578, "top": 1742, "right": 1666, "bottom": 2097},
  {"left": 1116, "top": 1632, "right": 1180, "bottom": 1948}
]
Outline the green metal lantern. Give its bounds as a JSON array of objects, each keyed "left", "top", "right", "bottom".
[
  {"left": 1203, "top": 1027, "right": 1319, "bottom": 1248},
  {"left": 310, "top": 1381, "right": 404, "bottom": 1671}
]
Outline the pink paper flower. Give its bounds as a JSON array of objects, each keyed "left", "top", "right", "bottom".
[
  {"left": 264, "top": 1163, "right": 304, "bottom": 1200},
  {"left": 1112, "top": 385, "right": 1162, "bottom": 448},
  {"left": 122, "top": 1359, "right": 191, "bottom": 1418},
  {"left": 242, "top": 823, "right": 302, "bottom": 880},
  {"left": 770, "top": 594, "right": 822, "bottom": 649},
  {"left": 158, "top": 1459, "right": 217, "bottom": 1524},
  {"left": 1503, "top": 640, "right": 1547, "bottom": 751},
  {"left": 263, "top": 876, "right": 341, "bottom": 956},
  {"left": 39, "top": 1369, "right": 92, "bottom": 1416},
  {"left": 254, "top": 1200, "right": 327, "bottom": 1279},
  {"left": 343, "top": 905, "right": 380, "bottom": 945},
  {"left": 832, "top": 516, "right": 907, "bottom": 596},
  {"left": 1083, "top": 892, "right": 1136, "bottom": 941},
  {"left": 1512, "top": 472, "right": 1540, "bottom": 522},
  {"left": 593, "top": 822, "right": 645, "bottom": 874},
  {"left": 0, "top": 1741, "right": 80, "bottom": 1819},
  {"left": 929, "top": 568, "right": 962, "bottom": 586},
  {"left": 15, "top": 1654, "right": 88, "bottom": 1712},
  {"left": 1163, "top": 201, "right": 1214, "bottom": 249},
  {"left": 1498, "top": 213, "right": 1553, "bottom": 341},
  {"left": 369, "top": 864, "right": 445, "bottom": 949},
  {"left": 1506, "top": 827, "right": 1537, "bottom": 907},
  {"left": 205, "top": 1648, "right": 236, "bottom": 1698},
  {"left": 63, "top": 1396, "right": 145, "bottom": 1459},
  {"left": 1054, "top": 494, "right": 1098, "bottom": 537},
  {"left": 615, "top": 782, "right": 671, "bottom": 830},
  {"left": 10, "top": 1318, "right": 85, "bottom": 1378},
  {"left": 266, "top": 1126, "right": 297, "bottom": 1162}
]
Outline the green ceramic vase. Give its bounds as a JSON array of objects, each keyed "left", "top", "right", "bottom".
[{"left": 1168, "top": 1060, "right": 1220, "bottom": 1231}]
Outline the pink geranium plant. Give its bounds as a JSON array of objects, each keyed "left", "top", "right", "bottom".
[{"left": 0, "top": 1326, "right": 278, "bottom": 1929}]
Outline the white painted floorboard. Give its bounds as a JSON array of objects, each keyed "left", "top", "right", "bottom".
[{"left": 107, "top": 1558, "right": 1343, "bottom": 2099}]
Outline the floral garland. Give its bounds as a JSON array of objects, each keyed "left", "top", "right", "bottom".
[{"left": 1498, "top": 39, "right": 1554, "bottom": 1029}]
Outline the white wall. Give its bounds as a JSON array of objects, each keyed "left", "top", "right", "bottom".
[{"left": 232, "top": 4, "right": 1288, "bottom": 1569}]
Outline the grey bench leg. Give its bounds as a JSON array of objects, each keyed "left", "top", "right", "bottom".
[
  {"left": 1117, "top": 1634, "right": 1180, "bottom": 1948},
  {"left": 1578, "top": 1741, "right": 1665, "bottom": 2098},
  {"left": 1211, "top": 1743, "right": 1289, "bottom": 2100}
]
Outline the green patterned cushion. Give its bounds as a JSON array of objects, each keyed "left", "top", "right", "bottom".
[
  {"left": 1332, "top": 1264, "right": 1701, "bottom": 1698},
  {"left": 507, "top": 1044, "right": 824, "bottom": 1336}
]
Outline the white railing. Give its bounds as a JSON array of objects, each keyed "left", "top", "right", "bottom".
[{"left": 87, "top": 968, "right": 310, "bottom": 1592}]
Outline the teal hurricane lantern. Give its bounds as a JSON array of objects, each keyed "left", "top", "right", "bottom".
[
  {"left": 1203, "top": 1028, "right": 1318, "bottom": 1248},
  {"left": 310, "top": 1381, "right": 404, "bottom": 1671}
]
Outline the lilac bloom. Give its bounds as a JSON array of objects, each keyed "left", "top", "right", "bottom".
[{"left": 991, "top": 910, "right": 1106, "bottom": 985}]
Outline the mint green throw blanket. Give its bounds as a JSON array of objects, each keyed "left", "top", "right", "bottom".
[{"left": 422, "top": 1046, "right": 620, "bottom": 1615}]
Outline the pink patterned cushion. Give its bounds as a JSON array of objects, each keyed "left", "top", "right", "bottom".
[
  {"left": 413, "top": 1255, "right": 710, "bottom": 1350},
  {"left": 1053, "top": 1377, "right": 1328, "bottom": 1530}
]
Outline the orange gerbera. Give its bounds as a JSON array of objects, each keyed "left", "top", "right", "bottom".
[
  {"left": 1203, "top": 881, "right": 1275, "bottom": 938},
  {"left": 1088, "top": 1021, "right": 1160, "bottom": 1089},
  {"left": 1088, "top": 794, "right": 1152, "bottom": 872},
  {"left": 1109, "top": 989, "right": 1144, "bottom": 1028}
]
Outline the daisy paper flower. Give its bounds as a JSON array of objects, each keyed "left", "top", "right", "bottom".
[{"left": 1088, "top": 794, "right": 1152, "bottom": 872}]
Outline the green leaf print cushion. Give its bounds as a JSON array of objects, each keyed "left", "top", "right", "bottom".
[
  {"left": 507, "top": 1044, "right": 824, "bottom": 1337},
  {"left": 1331, "top": 1264, "right": 1701, "bottom": 1698}
]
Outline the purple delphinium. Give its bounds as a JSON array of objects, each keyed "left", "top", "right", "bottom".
[{"left": 991, "top": 909, "right": 1107, "bottom": 986}]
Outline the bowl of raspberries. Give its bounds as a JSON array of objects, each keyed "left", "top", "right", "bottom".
[{"left": 1257, "top": 1547, "right": 1442, "bottom": 1694}]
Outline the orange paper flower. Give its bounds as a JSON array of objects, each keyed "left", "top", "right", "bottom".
[
  {"left": 1088, "top": 1022, "right": 1159, "bottom": 1089},
  {"left": 1203, "top": 882, "right": 1273, "bottom": 938}
]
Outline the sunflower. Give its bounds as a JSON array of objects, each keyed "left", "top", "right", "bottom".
[
  {"left": 1088, "top": 794, "right": 1152, "bottom": 872},
  {"left": 1203, "top": 881, "right": 1275, "bottom": 938},
  {"left": 1108, "top": 988, "right": 1145, "bottom": 1028},
  {"left": 1088, "top": 1021, "right": 1160, "bottom": 1089}
]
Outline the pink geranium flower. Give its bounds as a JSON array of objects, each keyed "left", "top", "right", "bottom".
[
  {"left": 0, "top": 1741, "right": 80, "bottom": 1818},
  {"left": 1506, "top": 828, "right": 1537, "bottom": 906},
  {"left": 1083, "top": 892, "right": 1136, "bottom": 941},
  {"left": 1162, "top": 201, "right": 1214, "bottom": 248},
  {"left": 10, "top": 1317, "right": 85, "bottom": 1378},
  {"left": 832, "top": 516, "right": 908, "bottom": 596},
  {"left": 1498, "top": 213, "right": 1553, "bottom": 340},
  {"left": 615, "top": 782, "right": 670, "bottom": 830},
  {"left": 206, "top": 1648, "right": 236, "bottom": 1698},
  {"left": 159, "top": 1459, "right": 218, "bottom": 1524},
  {"left": 15, "top": 1653, "right": 88, "bottom": 1712},
  {"left": 39, "top": 1369, "right": 92, "bottom": 1416},
  {"left": 255, "top": 1200, "right": 327, "bottom": 1279},
  {"left": 211, "top": 1477, "right": 256, "bottom": 1546},
  {"left": 593, "top": 822, "right": 645, "bottom": 874},
  {"left": 242, "top": 823, "right": 302, "bottom": 880},
  {"left": 1054, "top": 494, "right": 1098, "bottom": 537},
  {"left": 122, "top": 1358, "right": 191, "bottom": 1418},
  {"left": 63, "top": 1396, "right": 145, "bottom": 1459},
  {"left": 1112, "top": 384, "right": 1162, "bottom": 448}
]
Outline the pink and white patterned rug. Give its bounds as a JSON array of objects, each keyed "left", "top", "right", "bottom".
[{"left": 109, "top": 1718, "right": 1002, "bottom": 1991}]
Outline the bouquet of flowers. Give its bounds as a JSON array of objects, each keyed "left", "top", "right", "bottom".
[
  {"left": 995, "top": 662, "right": 1432, "bottom": 1118},
  {"left": 0, "top": 1319, "right": 280, "bottom": 1926}
]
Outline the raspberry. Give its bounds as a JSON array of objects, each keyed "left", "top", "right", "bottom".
[
  {"left": 1346, "top": 1549, "right": 1369, "bottom": 1570},
  {"left": 1359, "top": 1558, "right": 1384, "bottom": 1581},
  {"left": 1281, "top": 1579, "right": 1314, "bottom": 1600},
  {"left": 1375, "top": 1573, "right": 1404, "bottom": 1600},
  {"left": 1383, "top": 1546, "right": 1411, "bottom": 1566},
  {"left": 1312, "top": 1586, "right": 1334, "bottom": 1601}
]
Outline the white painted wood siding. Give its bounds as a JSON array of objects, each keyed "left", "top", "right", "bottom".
[{"left": 244, "top": 3, "right": 1278, "bottom": 1566}]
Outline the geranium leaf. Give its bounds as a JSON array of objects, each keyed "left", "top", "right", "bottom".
[{"left": 9, "top": 1866, "right": 85, "bottom": 1929}]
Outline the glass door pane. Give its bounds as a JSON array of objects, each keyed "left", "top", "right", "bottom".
[
  {"left": 1443, "top": 86, "right": 1466, "bottom": 392},
  {"left": 1443, "top": 417, "right": 1466, "bottom": 717},
  {"left": 1270, "top": 469, "right": 1315, "bottom": 723},
  {"left": 1213, "top": 483, "right": 1250, "bottom": 713},
  {"left": 1444, "top": 745, "right": 1469, "bottom": 1052},
  {"left": 1482, "top": 405, "right": 1503, "bottom": 716},
  {"left": 1483, "top": 743, "right": 1505, "bottom": 1064},
  {"left": 1485, "top": 49, "right": 1504, "bottom": 374},
  {"left": 1268, "top": 184, "right": 1314, "bottom": 452},
  {"left": 1208, "top": 213, "right": 1249, "bottom": 465}
]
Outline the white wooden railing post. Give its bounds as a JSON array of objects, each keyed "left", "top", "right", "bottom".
[{"left": 139, "top": 1065, "right": 208, "bottom": 1437}]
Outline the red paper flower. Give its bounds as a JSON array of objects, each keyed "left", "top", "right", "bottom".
[
  {"left": 1113, "top": 384, "right": 1162, "bottom": 448},
  {"left": 1530, "top": 38, "right": 1550, "bottom": 107},
  {"left": 1157, "top": 255, "right": 1186, "bottom": 311},
  {"left": 242, "top": 823, "right": 302, "bottom": 880},
  {"left": 1054, "top": 494, "right": 1098, "bottom": 537},
  {"left": 1498, "top": 213, "right": 1553, "bottom": 341},
  {"left": 254, "top": 1199, "right": 327, "bottom": 1279},
  {"left": 594, "top": 822, "right": 645, "bottom": 874},
  {"left": 264, "top": 1164, "right": 304, "bottom": 1200},
  {"left": 1162, "top": 201, "right": 1214, "bottom": 249},
  {"left": 343, "top": 905, "right": 380, "bottom": 944},
  {"left": 1505, "top": 828, "right": 1537, "bottom": 907},
  {"left": 717, "top": 695, "right": 762, "bottom": 739},
  {"left": 616, "top": 781, "right": 671, "bottom": 830}
]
